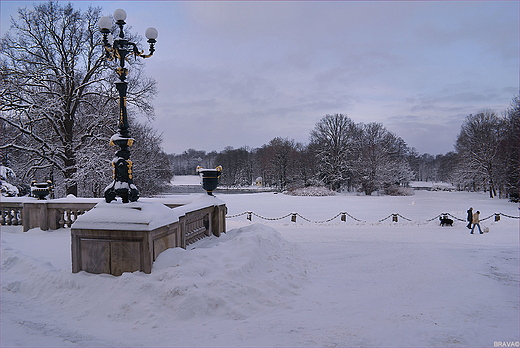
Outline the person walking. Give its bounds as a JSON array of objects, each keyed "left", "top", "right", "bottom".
[
  {"left": 466, "top": 207, "right": 473, "bottom": 229},
  {"left": 470, "top": 210, "right": 483, "bottom": 234}
]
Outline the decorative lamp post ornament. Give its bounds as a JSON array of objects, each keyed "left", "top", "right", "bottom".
[
  {"left": 98, "top": 9, "right": 158, "bottom": 203},
  {"left": 197, "top": 166, "right": 222, "bottom": 195}
]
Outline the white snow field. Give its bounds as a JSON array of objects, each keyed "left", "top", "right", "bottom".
[{"left": 1, "top": 190, "right": 519, "bottom": 347}]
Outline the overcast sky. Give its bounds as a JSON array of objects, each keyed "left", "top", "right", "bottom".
[{"left": 2, "top": 1, "right": 519, "bottom": 155}]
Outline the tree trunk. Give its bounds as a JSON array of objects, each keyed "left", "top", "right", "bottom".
[
  {"left": 65, "top": 156, "right": 77, "bottom": 197},
  {"left": 489, "top": 180, "right": 496, "bottom": 198},
  {"left": 64, "top": 117, "right": 77, "bottom": 196}
]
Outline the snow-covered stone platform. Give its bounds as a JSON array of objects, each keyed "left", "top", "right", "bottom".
[{"left": 71, "top": 195, "right": 226, "bottom": 276}]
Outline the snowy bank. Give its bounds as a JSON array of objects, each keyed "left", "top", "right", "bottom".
[
  {"left": 1, "top": 224, "right": 307, "bottom": 347},
  {"left": 1, "top": 191, "right": 518, "bottom": 347}
]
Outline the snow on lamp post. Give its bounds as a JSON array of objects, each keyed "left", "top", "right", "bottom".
[{"left": 98, "top": 9, "right": 158, "bottom": 203}]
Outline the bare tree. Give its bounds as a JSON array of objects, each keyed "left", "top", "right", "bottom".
[
  {"left": 129, "top": 121, "right": 174, "bottom": 196},
  {"left": 355, "top": 123, "right": 412, "bottom": 195},
  {"left": 455, "top": 111, "right": 505, "bottom": 198},
  {"left": 1, "top": 2, "right": 156, "bottom": 196},
  {"left": 504, "top": 97, "right": 519, "bottom": 201},
  {"left": 309, "top": 114, "right": 359, "bottom": 191},
  {"left": 215, "top": 147, "right": 253, "bottom": 187},
  {"left": 257, "top": 138, "right": 301, "bottom": 191},
  {"left": 436, "top": 152, "right": 459, "bottom": 184}
]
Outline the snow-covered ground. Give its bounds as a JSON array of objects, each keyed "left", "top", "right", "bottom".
[
  {"left": 170, "top": 175, "right": 200, "bottom": 186},
  {"left": 1, "top": 190, "right": 519, "bottom": 347}
]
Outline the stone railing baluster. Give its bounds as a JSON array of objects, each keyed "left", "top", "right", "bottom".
[
  {"left": 65, "top": 209, "right": 72, "bottom": 227},
  {"left": 5, "top": 209, "right": 12, "bottom": 226},
  {"left": 12, "top": 209, "right": 20, "bottom": 226},
  {"left": 0, "top": 205, "right": 24, "bottom": 227},
  {"left": 58, "top": 209, "right": 65, "bottom": 228}
]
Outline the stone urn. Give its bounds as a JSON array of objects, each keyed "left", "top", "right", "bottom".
[
  {"left": 31, "top": 180, "right": 53, "bottom": 200},
  {"left": 196, "top": 166, "right": 222, "bottom": 195}
]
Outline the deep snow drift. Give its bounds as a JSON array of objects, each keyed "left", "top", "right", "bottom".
[{"left": 1, "top": 190, "right": 519, "bottom": 347}]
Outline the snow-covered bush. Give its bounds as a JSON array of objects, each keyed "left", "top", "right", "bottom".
[
  {"left": 430, "top": 183, "right": 456, "bottom": 192},
  {"left": 1, "top": 166, "right": 16, "bottom": 182},
  {"left": 286, "top": 186, "right": 337, "bottom": 196},
  {"left": 1, "top": 181, "right": 19, "bottom": 197},
  {"left": 1, "top": 166, "right": 19, "bottom": 197},
  {"left": 382, "top": 184, "right": 414, "bottom": 196}
]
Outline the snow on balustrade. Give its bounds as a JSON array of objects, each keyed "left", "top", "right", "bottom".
[{"left": 0, "top": 194, "right": 225, "bottom": 232}]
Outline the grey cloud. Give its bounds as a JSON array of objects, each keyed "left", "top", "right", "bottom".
[
  {"left": 141, "top": 1, "right": 518, "bottom": 154},
  {"left": 408, "top": 89, "right": 516, "bottom": 115},
  {"left": 384, "top": 115, "right": 460, "bottom": 154}
]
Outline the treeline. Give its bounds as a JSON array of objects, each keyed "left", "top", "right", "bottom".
[{"left": 169, "top": 97, "right": 519, "bottom": 201}]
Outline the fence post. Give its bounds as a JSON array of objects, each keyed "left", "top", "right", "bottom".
[
  {"left": 495, "top": 213, "right": 500, "bottom": 222},
  {"left": 341, "top": 213, "right": 346, "bottom": 222},
  {"left": 291, "top": 213, "right": 297, "bottom": 223},
  {"left": 247, "top": 212, "right": 252, "bottom": 221},
  {"left": 392, "top": 214, "right": 398, "bottom": 222}
]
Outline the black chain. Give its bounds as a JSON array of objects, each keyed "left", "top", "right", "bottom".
[{"left": 227, "top": 211, "right": 518, "bottom": 224}]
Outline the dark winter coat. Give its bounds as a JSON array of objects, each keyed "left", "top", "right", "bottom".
[{"left": 467, "top": 209, "right": 473, "bottom": 223}]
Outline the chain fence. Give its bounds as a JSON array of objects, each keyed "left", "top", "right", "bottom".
[{"left": 226, "top": 210, "right": 519, "bottom": 224}]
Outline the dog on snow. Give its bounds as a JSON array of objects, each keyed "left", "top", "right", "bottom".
[{"left": 439, "top": 215, "right": 453, "bottom": 226}]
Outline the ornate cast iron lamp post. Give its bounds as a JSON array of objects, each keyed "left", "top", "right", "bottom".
[{"left": 98, "top": 9, "right": 158, "bottom": 203}]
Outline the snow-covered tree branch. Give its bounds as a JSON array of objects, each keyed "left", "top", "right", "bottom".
[{"left": 1, "top": 1, "right": 160, "bottom": 197}]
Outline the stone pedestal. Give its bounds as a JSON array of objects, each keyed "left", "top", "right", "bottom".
[{"left": 71, "top": 201, "right": 179, "bottom": 276}]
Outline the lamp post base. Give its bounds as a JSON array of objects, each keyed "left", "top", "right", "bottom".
[
  {"left": 104, "top": 181, "right": 139, "bottom": 203},
  {"left": 105, "top": 133, "right": 139, "bottom": 203}
]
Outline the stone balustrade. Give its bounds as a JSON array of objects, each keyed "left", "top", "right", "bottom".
[
  {"left": 1, "top": 197, "right": 224, "bottom": 231},
  {"left": 1, "top": 197, "right": 99, "bottom": 232},
  {"left": 1, "top": 202, "right": 23, "bottom": 226}
]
